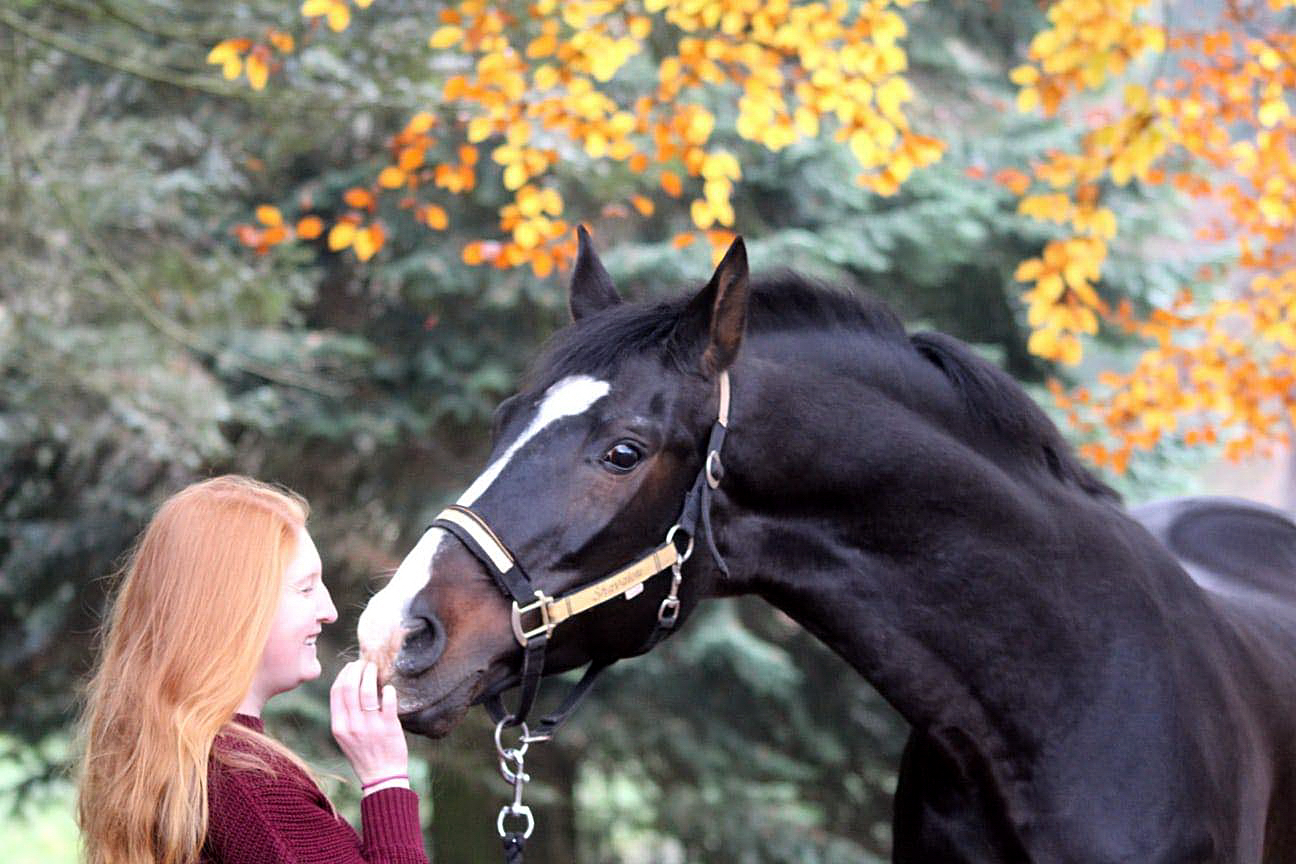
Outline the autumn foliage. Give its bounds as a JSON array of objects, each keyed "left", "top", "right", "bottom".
[{"left": 216, "top": 0, "right": 1296, "bottom": 472}]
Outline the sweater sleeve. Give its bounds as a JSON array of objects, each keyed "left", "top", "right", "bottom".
[{"left": 206, "top": 768, "right": 429, "bottom": 864}]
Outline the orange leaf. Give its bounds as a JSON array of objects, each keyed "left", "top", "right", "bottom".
[
  {"left": 463, "top": 242, "right": 485, "bottom": 265},
  {"left": 296, "top": 216, "right": 324, "bottom": 239},
  {"left": 531, "top": 249, "right": 554, "bottom": 278},
  {"left": 660, "top": 171, "right": 683, "bottom": 197},
  {"left": 344, "top": 187, "right": 376, "bottom": 210},
  {"left": 672, "top": 232, "right": 696, "bottom": 249},
  {"left": 631, "top": 195, "right": 654, "bottom": 216},
  {"left": 422, "top": 204, "right": 449, "bottom": 230}
]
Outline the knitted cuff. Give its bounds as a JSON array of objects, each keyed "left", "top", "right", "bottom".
[{"left": 360, "top": 787, "right": 422, "bottom": 850}]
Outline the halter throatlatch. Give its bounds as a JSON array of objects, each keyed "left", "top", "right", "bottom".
[{"left": 426, "top": 371, "right": 732, "bottom": 863}]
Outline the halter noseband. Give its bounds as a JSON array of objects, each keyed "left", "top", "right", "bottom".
[{"left": 428, "top": 370, "right": 732, "bottom": 740}]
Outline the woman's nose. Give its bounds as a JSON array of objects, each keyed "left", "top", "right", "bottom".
[{"left": 319, "top": 585, "right": 339, "bottom": 624}]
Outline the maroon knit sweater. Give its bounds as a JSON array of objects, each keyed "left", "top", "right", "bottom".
[{"left": 201, "top": 714, "right": 429, "bottom": 864}]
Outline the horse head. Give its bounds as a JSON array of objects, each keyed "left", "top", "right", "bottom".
[{"left": 358, "top": 229, "right": 751, "bottom": 737}]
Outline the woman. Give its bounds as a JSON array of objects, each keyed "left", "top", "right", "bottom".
[{"left": 77, "top": 475, "right": 429, "bottom": 864}]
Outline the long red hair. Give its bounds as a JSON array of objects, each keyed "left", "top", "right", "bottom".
[{"left": 77, "top": 475, "right": 321, "bottom": 864}]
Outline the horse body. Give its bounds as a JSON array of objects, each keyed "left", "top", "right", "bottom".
[
  {"left": 712, "top": 325, "right": 1291, "bottom": 862},
  {"left": 358, "top": 234, "right": 1296, "bottom": 862}
]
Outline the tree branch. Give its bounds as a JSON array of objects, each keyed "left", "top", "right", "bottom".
[{"left": 0, "top": 7, "right": 256, "bottom": 100}]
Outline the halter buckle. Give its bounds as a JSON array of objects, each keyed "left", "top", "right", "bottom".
[{"left": 510, "top": 590, "right": 555, "bottom": 646}]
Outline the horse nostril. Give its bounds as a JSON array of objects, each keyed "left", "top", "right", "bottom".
[{"left": 394, "top": 616, "right": 446, "bottom": 678}]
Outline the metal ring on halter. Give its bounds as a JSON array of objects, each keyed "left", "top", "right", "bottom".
[
  {"left": 497, "top": 804, "right": 535, "bottom": 839},
  {"left": 494, "top": 717, "right": 531, "bottom": 760},
  {"left": 664, "top": 524, "right": 695, "bottom": 563},
  {"left": 706, "top": 451, "right": 723, "bottom": 489}
]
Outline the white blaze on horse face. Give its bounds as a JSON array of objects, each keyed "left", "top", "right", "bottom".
[{"left": 358, "top": 375, "right": 610, "bottom": 680}]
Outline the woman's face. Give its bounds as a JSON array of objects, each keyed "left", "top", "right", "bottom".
[{"left": 252, "top": 526, "right": 338, "bottom": 700}]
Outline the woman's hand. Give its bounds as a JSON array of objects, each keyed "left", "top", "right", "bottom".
[{"left": 329, "top": 660, "right": 409, "bottom": 786}]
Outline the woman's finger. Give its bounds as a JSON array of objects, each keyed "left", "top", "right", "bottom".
[
  {"left": 338, "top": 659, "right": 362, "bottom": 720},
  {"left": 359, "top": 661, "right": 380, "bottom": 712},
  {"left": 380, "top": 683, "right": 399, "bottom": 723}
]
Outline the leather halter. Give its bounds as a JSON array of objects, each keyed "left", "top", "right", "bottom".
[{"left": 429, "top": 371, "right": 732, "bottom": 739}]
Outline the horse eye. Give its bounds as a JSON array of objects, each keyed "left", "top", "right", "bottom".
[{"left": 601, "top": 442, "right": 643, "bottom": 473}]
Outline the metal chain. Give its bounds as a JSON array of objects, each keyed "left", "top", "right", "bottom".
[{"left": 495, "top": 719, "right": 537, "bottom": 844}]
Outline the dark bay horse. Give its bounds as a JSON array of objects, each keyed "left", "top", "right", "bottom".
[{"left": 357, "top": 232, "right": 1296, "bottom": 862}]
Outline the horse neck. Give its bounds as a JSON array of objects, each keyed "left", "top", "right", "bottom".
[{"left": 708, "top": 342, "right": 1182, "bottom": 749}]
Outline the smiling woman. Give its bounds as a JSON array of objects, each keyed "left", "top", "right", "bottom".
[{"left": 75, "top": 476, "right": 429, "bottom": 864}]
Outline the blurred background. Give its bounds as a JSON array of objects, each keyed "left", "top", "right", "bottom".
[{"left": 3, "top": 0, "right": 1292, "bottom": 861}]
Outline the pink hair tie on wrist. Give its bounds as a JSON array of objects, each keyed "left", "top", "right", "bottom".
[{"left": 361, "top": 774, "right": 409, "bottom": 790}]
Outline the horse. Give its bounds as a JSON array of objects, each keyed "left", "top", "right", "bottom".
[{"left": 357, "top": 230, "right": 1296, "bottom": 863}]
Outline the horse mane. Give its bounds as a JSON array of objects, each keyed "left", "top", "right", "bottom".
[
  {"left": 910, "top": 331, "right": 1119, "bottom": 501},
  {"left": 529, "top": 274, "right": 1117, "bottom": 502},
  {"left": 528, "top": 273, "right": 909, "bottom": 386}
]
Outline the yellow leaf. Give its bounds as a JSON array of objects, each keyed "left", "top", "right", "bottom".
[
  {"left": 245, "top": 54, "right": 269, "bottom": 91},
  {"left": 1028, "top": 326, "right": 1059, "bottom": 359},
  {"left": 1016, "top": 87, "right": 1040, "bottom": 114},
  {"left": 378, "top": 166, "right": 407, "bottom": 188},
  {"left": 354, "top": 0, "right": 373, "bottom": 7},
  {"left": 301, "top": 0, "right": 332, "bottom": 15},
  {"left": 467, "top": 117, "right": 494, "bottom": 142},
  {"left": 256, "top": 205, "right": 283, "bottom": 227},
  {"left": 430, "top": 26, "right": 463, "bottom": 49},
  {"left": 353, "top": 223, "right": 384, "bottom": 261},
  {"left": 206, "top": 41, "right": 241, "bottom": 65},
  {"left": 222, "top": 57, "right": 243, "bottom": 81},
  {"left": 327, "top": 1, "right": 350, "bottom": 32},
  {"left": 503, "top": 163, "right": 528, "bottom": 190},
  {"left": 328, "top": 222, "right": 356, "bottom": 251},
  {"left": 407, "top": 112, "right": 435, "bottom": 134},
  {"left": 534, "top": 65, "right": 560, "bottom": 90},
  {"left": 1009, "top": 65, "right": 1039, "bottom": 86},
  {"left": 514, "top": 221, "right": 541, "bottom": 249},
  {"left": 1259, "top": 99, "right": 1289, "bottom": 128},
  {"left": 690, "top": 199, "right": 716, "bottom": 229}
]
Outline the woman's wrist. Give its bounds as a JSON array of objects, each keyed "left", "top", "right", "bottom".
[{"left": 360, "top": 776, "right": 411, "bottom": 797}]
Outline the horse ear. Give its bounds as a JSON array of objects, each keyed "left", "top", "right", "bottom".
[
  {"left": 569, "top": 226, "right": 621, "bottom": 321},
  {"left": 693, "top": 236, "right": 750, "bottom": 376}
]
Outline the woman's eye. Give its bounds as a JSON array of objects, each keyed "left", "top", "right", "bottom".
[
  {"left": 299, "top": 585, "right": 314, "bottom": 595},
  {"left": 601, "top": 442, "right": 643, "bottom": 473}
]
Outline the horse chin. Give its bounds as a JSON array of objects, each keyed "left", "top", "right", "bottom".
[
  {"left": 396, "top": 677, "right": 478, "bottom": 738},
  {"left": 398, "top": 701, "right": 469, "bottom": 739}
]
